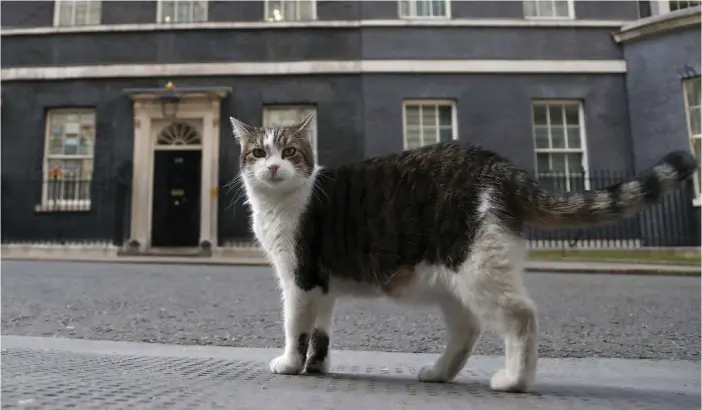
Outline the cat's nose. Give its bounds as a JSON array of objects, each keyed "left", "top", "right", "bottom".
[{"left": 268, "top": 165, "right": 280, "bottom": 176}]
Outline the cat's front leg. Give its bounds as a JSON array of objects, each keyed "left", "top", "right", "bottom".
[{"left": 270, "top": 281, "right": 322, "bottom": 375}]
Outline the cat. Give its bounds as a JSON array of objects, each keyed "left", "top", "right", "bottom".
[{"left": 229, "top": 113, "right": 697, "bottom": 393}]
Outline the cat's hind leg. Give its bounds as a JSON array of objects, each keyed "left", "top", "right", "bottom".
[
  {"left": 304, "top": 295, "right": 336, "bottom": 374},
  {"left": 461, "top": 227, "right": 538, "bottom": 393},
  {"left": 418, "top": 295, "right": 482, "bottom": 383}
]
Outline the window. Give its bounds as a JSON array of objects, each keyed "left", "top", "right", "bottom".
[
  {"left": 402, "top": 101, "right": 456, "bottom": 150},
  {"left": 262, "top": 106, "right": 318, "bottom": 159},
  {"left": 523, "top": 0, "right": 574, "bottom": 19},
  {"left": 398, "top": 0, "right": 450, "bottom": 18},
  {"left": 265, "top": 0, "right": 316, "bottom": 21},
  {"left": 637, "top": 1, "right": 700, "bottom": 17},
  {"left": 532, "top": 101, "right": 589, "bottom": 192},
  {"left": 42, "top": 109, "right": 96, "bottom": 210},
  {"left": 54, "top": 0, "right": 101, "bottom": 26},
  {"left": 158, "top": 0, "right": 208, "bottom": 23},
  {"left": 670, "top": 0, "right": 701, "bottom": 11},
  {"left": 683, "top": 77, "right": 701, "bottom": 200}
]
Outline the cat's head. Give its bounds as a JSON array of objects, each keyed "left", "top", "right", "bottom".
[{"left": 229, "top": 113, "right": 316, "bottom": 194}]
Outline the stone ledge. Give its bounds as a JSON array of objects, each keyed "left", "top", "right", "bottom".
[{"left": 613, "top": 5, "right": 701, "bottom": 43}]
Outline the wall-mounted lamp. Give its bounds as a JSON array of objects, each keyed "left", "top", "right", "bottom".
[{"left": 160, "top": 81, "right": 181, "bottom": 119}]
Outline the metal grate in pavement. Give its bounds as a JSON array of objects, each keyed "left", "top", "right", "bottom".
[{"left": 1, "top": 348, "right": 699, "bottom": 410}]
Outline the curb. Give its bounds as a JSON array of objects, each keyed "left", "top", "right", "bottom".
[
  {"left": 2, "top": 255, "right": 699, "bottom": 277},
  {"left": 525, "top": 266, "right": 700, "bottom": 277}
]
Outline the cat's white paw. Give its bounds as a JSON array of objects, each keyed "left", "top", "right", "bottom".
[
  {"left": 489, "top": 369, "right": 530, "bottom": 393},
  {"left": 418, "top": 365, "right": 450, "bottom": 383},
  {"left": 304, "top": 357, "right": 330, "bottom": 374},
  {"left": 270, "top": 355, "right": 303, "bottom": 375}
]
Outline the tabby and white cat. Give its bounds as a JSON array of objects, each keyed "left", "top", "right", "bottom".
[{"left": 229, "top": 113, "right": 696, "bottom": 393}]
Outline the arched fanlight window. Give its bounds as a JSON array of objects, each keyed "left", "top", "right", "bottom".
[{"left": 157, "top": 122, "right": 201, "bottom": 146}]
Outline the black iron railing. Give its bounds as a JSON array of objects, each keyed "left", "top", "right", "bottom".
[
  {"left": 2, "top": 170, "right": 698, "bottom": 249},
  {"left": 1, "top": 177, "right": 131, "bottom": 246},
  {"left": 525, "top": 170, "right": 700, "bottom": 248}
]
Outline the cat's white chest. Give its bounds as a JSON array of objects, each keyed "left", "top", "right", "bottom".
[{"left": 252, "top": 210, "right": 301, "bottom": 276}]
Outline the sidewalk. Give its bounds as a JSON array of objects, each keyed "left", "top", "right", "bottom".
[
  {"left": 2, "top": 251, "right": 700, "bottom": 276},
  {"left": 1, "top": 335, "right": 699, "bottom": 410}
]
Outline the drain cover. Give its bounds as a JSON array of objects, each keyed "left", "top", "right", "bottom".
[{"left": 1, "top": 339, "right": 699, "bottom": 410}]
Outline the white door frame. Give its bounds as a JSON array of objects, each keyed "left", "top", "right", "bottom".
[{"left": 128, "top": 92, "right": 224, "bottom": 251}]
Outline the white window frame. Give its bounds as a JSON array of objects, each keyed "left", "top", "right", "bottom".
[
  {"left": 40, "top": 108, "right": 96, "bottom": 211},
  {"left": 638, "top": 1, "right": 700, "bottom": 17},
  {"left": 523, "top": 0, "right": 575, "bottom": 20},
  {"left": 53, "top": 0, "right": 102, "bottom": 26},
  {"left": 402, "top": 100, "right": 458, "bottom": 150},
  {"left": 398, "top": 0, "right": 451, "bottom": 19},
  {"left": 264, "top": 0, "right": 317, "bottom": 22},
  {"left": 682, "top": 76, "right": 701, "bottom": 205},
  {"left": 531, "top": 100, "right": 591, "bottom": 191},
  {"left": 262, "top": 105, "right": 318, "bottom": 159},
  {"left": 157, "top": 0, "right": 209, "bottom": 23},
  {"left": 668, "top": 0, "right": 701, "bottom": 12}
]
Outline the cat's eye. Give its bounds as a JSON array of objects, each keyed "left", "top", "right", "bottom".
[
  {"left": 251, "top": 148, "right": 266, "bottom": 158},
  {"left": 282, "top": 147, "right": 297, "bottom": 158}
]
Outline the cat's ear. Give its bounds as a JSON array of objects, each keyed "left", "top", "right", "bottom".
[
  {"left": 229, "top": 117, "right": 256, "bottom": 144},
  {"left": 291, "top": 111, "right": 316, "bottom": 139}
]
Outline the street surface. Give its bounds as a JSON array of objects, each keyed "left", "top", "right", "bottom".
[{"left": 2, "top": 260, "right": 699, "bottom": 360}]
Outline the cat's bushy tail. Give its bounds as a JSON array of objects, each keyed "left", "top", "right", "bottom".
[{"left": 515, "top": 151, "right": 698, "bottom": 228}]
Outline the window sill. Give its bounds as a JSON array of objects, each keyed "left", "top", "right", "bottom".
[
  {"left": 693, "top": 198, "right": 702, "bottom": 208},
  {"left": 35, "top": 202, "right": 92, "bottom": 213}
]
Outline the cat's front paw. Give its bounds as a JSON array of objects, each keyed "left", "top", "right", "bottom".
[
  {"left": 418, "top": 365, "right": 450, "bottom": 383},
  {"left": 304, "top": 357, "right": 330, "bottom": 374},
  {"left": 270, "top": 354, "right": 304, "bottom": 375},
  {"left": 489, "top": 369, "right": 531, "bottom": 393}
]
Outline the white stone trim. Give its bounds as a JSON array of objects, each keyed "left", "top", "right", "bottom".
[
  {"left": 0, "top": 60, "right": 627, "bottom": 82},
  {"left": 0, "top": 18, "right": 630, "bottom": 36},
  {"left": 613, "top": 5, "right": 701, "bottom": 43},
  {"left": 129, "top": 96, "right": 221, "bottom": 251}
]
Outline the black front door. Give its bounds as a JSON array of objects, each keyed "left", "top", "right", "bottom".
[{"left": 151, "top": 150, "right": 202, "bottom": 247}]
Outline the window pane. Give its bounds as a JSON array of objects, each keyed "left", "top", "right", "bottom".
[
  {"left": 564, "top": 104, "right": 579, "bottom": 125},
  {"left": 686, "top": 77, "right": 700, "bottom": 108},
  {"left": 438, "top": 105, "right": 452, "bottom": 127},
  {"left": 637, "top": 1, "right": 652, "bottom": 18},
  {"left": 63, "top": 136, "right": 80, "bottom": 155},
  {"left": 161, "top": 0, "right": 175, "bottom": 21},
  {"left": 551, "top": 153, "right": 566, "bottom": 172},
  {"left": 283, "top": 0, "right": 297, "bottom": 19},
  {"left": 554, "top": 0, "right": 569, "bottom": 16},
  {"left": 417, "top": 0, "right": 431, "bottom": 16},
  {"left": 538, "top": 0, "right": 555, "bottom": 17},
  {"left": 421, "top": 106, "right": 437, "bottom": 127},
  {"left": 405, "top": 106, "right": 420, "bottom": 127},
  {"left": 422, "top": 126, "right": 439, "bottom": 144},
  {"left": 533, "top": 104, "right": 547, "bottom": 125},
  {"left": 534, "top": 126, "right": 550, "bottom": 149},
  {"left": 431, "top": 0, "right": 446, "bottom": 16},
  {"left": 566, "top": 126, "right": 581, "bottom": 148},
  {"left": 439, "top": 126, "right": 453, "bottom": 142},
  {"left": 176, "top": 1, "right": 192, "bottom": 22},
  {"left": 299, "top": 0, "right": 315, "bottom": 19},
  {"left": 523, "top": 0, "right": 537, "bottom": 16},
  {"left": 87, "top": 1, "right": 101, "bottom": 24},
  {"left": 551, "top": 126, "right": 566, "bottom": 148},
  {"left": 406, "top": 128, "right": 422, "bottom": 149},
  {"left": 193, "top": 1, "right": 207, "bottom": 21},
  {"left": 566, "top": 153, "right": 584, "bottom": 173},
  {"left": 691, "top": 107, "right": 701, "bottom": 136},
  {"left": 399, "top": 0, "right": 411, "bottom": 16},
  {"left": 549, "top": 105, "right": 564, "bottom": 126},
  {"left": 536, "top": 153, "right": 550, "bottom": 173},
  {"left": 58, "top": 1, "right": 74, "bottom": 25}
]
